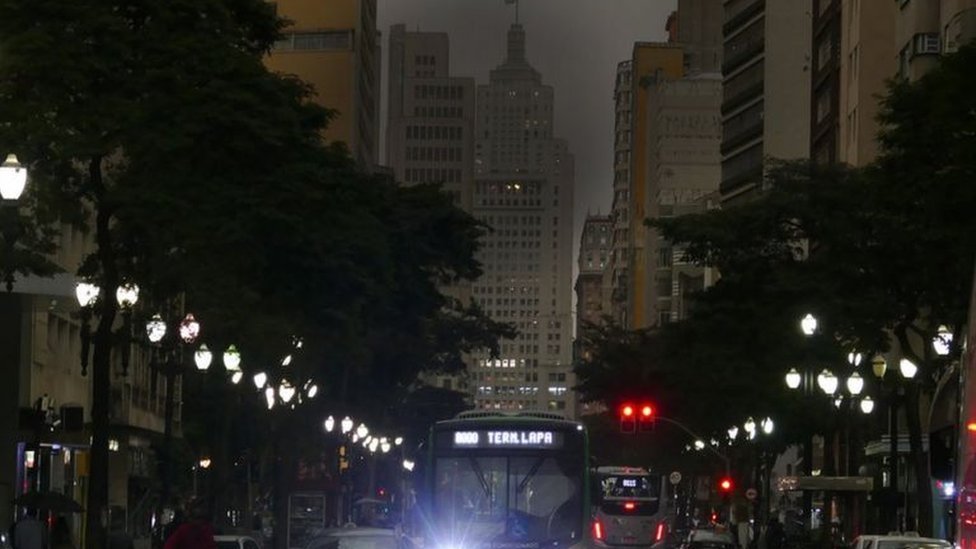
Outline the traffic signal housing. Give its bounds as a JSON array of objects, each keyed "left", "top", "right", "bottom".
[
  {"left": 718, "top": 477, "right": 733, "bottom": 504},
  {"left": 619, "top": 404, "right": 636, "bottom": 433},
  {"left": 638, "top": 404, "right": 655, "bottom": 432}
]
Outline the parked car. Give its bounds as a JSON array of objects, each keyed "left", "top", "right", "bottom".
[
  {"left": 679, "top": 528, "right": 736, "bottom": 549},
  {"left": 214, "top": 534, "right": 262, "bottom": 549},
  {"left": 303, "top": 526, "right": 412, "bottom": 549},
  {"left": 851, "top": 533, "right": 951, "bottom": 549}
]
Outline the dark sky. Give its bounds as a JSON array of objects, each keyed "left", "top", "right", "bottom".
[{"left": 377, "top": 0, "right": 676, "bottom": 250}]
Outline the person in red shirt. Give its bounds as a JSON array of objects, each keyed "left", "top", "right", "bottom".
[{"left": 163, "top": 499, "right": 216, "bottom": 549}]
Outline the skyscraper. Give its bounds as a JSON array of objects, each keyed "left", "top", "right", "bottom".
[
  {"left": 385, "top": 24, "right": 475, "bottom": 209},
  {"left": 720, "top": 0, "right": 811, "bottom": 203},
  {"left": 469, "top": 23, "right": 576, "bottom": 417},
  {"left": 265, "top": 0, "right": 380, "bottom": 168}
]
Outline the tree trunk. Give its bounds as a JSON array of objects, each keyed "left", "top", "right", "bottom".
[
  {"left": 905, "top": 382, "right": 933, "bottom": 535},
  {"left": 86, "top": 156, "right": 118, "bottom": 549}
]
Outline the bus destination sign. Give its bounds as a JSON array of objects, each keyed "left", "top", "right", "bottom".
[{"left": 451, "top": 430, "right": 565, "bottom": 449}]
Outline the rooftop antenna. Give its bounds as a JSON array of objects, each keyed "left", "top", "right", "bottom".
[{"left": 505, "top": 0, "right": 519, "bottom": 24}]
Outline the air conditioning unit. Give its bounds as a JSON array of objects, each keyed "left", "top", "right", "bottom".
[{"left": 913, "top": 33, "right": 941, "bottom": 55}]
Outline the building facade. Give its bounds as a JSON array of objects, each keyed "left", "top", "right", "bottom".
[
  {"left": 838, "top": 0, "right": 896, "bottom": 167},
  {"left": 576, "top": 214, "right": 612, "bottom": 334},
  {"left": 642, "top": 75, "right": 723, "bottom": 326},
  {"left": 720, "top": 0, "right": 812, "bottom": 203},
  {"left": 265, "top": 0, "right": 381, "bottom": 168},
  {"left": 1, "top": 220, "right": 177, "bottom": 544},
  {"left": 625, "top": 43, "right": 684, "bottom": 329},
  {"left": 385, "top": 24, "right": 475, "bottom": 209},
  {"left": 469, "top": 23, "right": 576, "bottom": 417},
  {"left": 604, "top": 60, "right": 634, "bottom": 327}
]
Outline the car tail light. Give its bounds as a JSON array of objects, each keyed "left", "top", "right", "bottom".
[
  {"left": 624, "top": 501, "right": 636, "bottom": 511},
  {"left": 593, "top": 519, "right": 605, "bottom": 540},
  {"left": 655, "top": 521, "right": 667, "bottom": 542}
]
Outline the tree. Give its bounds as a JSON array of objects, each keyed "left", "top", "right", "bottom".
[
  {"left": 579, "top": 39, "right": 976, "bottom": 531},
  {"left": 0, "top": 2, "right": 512, "bottom": 548}
]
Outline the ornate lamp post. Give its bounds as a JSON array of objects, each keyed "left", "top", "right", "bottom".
[
  {"left": 0, "top": 154, "right": 30, "bottom": 291},
  {"left": 146, "top": 311, "right": 202, "bottom": 512}
]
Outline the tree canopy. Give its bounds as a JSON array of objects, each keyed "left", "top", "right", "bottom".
[{"left": 576, "top": 43, "right": 976, "bottom": 447}]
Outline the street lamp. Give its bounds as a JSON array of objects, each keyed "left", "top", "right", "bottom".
[
  {"left": 817, "top": 369, "right": 838, "bottom": 395},
  {"left": 744, "top": 417, "right": 757, "bottom": 440},
  {"left": 0, "top": 154, "right": 28, "bottom": 200},
  {"left": 194, "top": 344, "right": 213, "bottom": 371},
  {"left": 324, "top": 416, "right": 335, "bottom": 433},
  {"left": 279, "top": 380, "right": 296, "bottom": 403},
  {"left": 872, "top": 355, "right": 887, "bottom": 378},
  {"left": 785, "top": 368, "right": 802, "bottom": 389},
  {"left": 728, "top": 426, "right": 739, "bottom": 441},
  {"left": 801, "top": 313, "right": 818, "bottom": 336},
  {"left": 933, "top": 325, "right": 953, "bottom": 356},
  {"left": 898, "top": 358, "right": 918, "bottom": 379},
  {"left": 178, "top": 314, "right": 201, "bottom": 344},
  {"left": 253, "top": 372, "right": 267, "bottom": 389},
  {"left": 341, "top": 417, "right": 354, "bottom": 435},
  {"left": 761, "top": 417, "right": 774, "bottom": 435},
  {"left": 223, "top": 344, "right": 242, "bottom": 372},
  {"left": 356, "top": 424, "right": 369, "bottom": 439},
  {"left": 860, "top": 396, "right": 875, "bottom": 414},
  {"left": 264, "top": 387, "right": 275, "bottom": 410},
  {"left": 846, "top": 372, "right": 864, "bottom": 396},
  {"left": 146, "top": 314, "right": 167, "bottom": 343},
  {"left": 115, "top": 283, "right": 140, "bottom": 308}
]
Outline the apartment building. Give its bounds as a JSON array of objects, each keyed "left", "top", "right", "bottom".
[
  {"left": 265, "top": 0, "right": 381, "bottom": 168},
  {"left": 720, "top": 0, "right": 811, "bottom": 203}
]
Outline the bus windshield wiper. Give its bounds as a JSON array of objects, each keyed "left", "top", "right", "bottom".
[
  {"left": 468, "top": 457, "right": 493, "bottom": 501},
  {"left": 517, "top": 457, "right": 545, "bottom": 494}
]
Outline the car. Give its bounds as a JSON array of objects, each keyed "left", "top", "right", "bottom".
[
  {"left": 851, "top": 533, "right": 952, "bottom": 549},
  {"left": 303, "top": 527, "right": 411, "bottom": 549},
  {"left": 680, "top": 528, "right": 735, "bottom": 549},
  {"left": 214, "top": 534, "right": 262, "bottom": 549}
]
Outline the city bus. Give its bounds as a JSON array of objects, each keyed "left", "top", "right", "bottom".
[
  {"left": 420, "top": 410, "right": 591, "bottom": 549},
  {"left": 591, "top": 466, "right": 668, "bottom": 548}
]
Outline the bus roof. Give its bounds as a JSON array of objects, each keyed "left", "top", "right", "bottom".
[
  {"left": 596, "top": 466, "right": 652, "bottom": 476},
  {"left": 434, "top": 410, "right": 584, "bottom": 430}
]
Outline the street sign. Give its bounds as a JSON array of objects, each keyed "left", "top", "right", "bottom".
[
  {"left": 669, "top": 471, "right": 682, "bottom": 485},
  {"left": 745, "top": 488, "right": 758, "bottom": 500}
]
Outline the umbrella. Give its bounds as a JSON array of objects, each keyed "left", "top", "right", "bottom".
[{"left": 13, "top": 491, "right": 84, "bottom": 513}]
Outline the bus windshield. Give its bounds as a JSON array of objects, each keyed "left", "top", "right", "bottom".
[
  {"left": 600, "top": 473, "right": 658, "bottom": 500},
  {"left": 433, "top": 454, "right": 583, "bottom": 545}
]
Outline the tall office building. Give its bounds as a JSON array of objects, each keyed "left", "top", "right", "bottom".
[
  {"left": 576, "top": 214, "right": 612, "bottom": 334},
  {"left": 642, "top": 75, "right": 723, "bottom": 326},
  {"left": 838, "top": 0, "right": 896, "bottom": 167},
  {"left": 385, "top": 24, "right": 476, "bottom": 209},
  {"left": 469, "top": 23, "right": 576, "bottom": 416},
  {"left": 604, "top": 60, "right": 634, "bottom": 327},
  {"left": 575, "top": 213, "right": 611, "bottom": 416},
  {"left": 265, "top": 0, "right": 380, "bottom": 168},
  {"left": 624, "top": 43, "right": 684, "bottom": 329},
  {"left": 720, "top": 0, "right": 811, "bottom": 203},
  {"left": 811, "top": 0, "right": 842, "bottom": 164}
]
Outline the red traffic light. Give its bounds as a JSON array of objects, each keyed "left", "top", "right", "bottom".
[
  {"left": 719, "top": 478, "right": 733, "bottom": 492},
  {"left": 621, "top": 404, "right": 635, "bottom": 417},
  {"left": 641, "top": 405, "right": 653, "bottom": 418}
]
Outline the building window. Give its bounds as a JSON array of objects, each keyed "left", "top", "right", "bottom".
[{"left": 274, "top": 31, "right": 353, "bottom": 51}]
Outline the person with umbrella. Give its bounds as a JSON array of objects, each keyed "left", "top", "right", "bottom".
[{"left": 10, "top": 509, "right": 46, "bottom": 549}]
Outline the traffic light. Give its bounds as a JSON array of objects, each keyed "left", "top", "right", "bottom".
[
  {"left": 619, "top": 403, "right": 636, "bottom": 433},
  {"left": 718, "top": 477, "right": 733, "bottom": 503},
  {"left": 338, "top": 445, "right": 349, "bottom": 472},
  {"left": 638, "top": 404, "right": 655, "bottom": 432}
]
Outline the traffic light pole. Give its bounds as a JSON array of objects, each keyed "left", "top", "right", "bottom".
[{"left": 654, "top": 415, "right": 731, "bottom": 475}]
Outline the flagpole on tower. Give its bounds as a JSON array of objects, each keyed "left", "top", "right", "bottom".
[{"left": 505, "top": 0, "right": 519, "bottom": 24}]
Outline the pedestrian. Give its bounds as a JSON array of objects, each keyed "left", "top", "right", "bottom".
[
  {"left": 163, "top": 499, "right": 216, "bottom": 549},
  {"left": 11, "top": 510, "right": 46, "bottom": 549}
]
